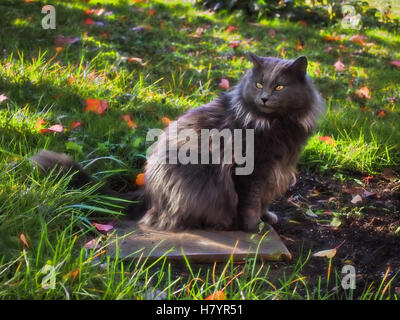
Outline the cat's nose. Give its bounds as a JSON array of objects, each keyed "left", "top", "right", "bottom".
[{"left": 261, "top": 97, "right": 269, "bottom": 104}]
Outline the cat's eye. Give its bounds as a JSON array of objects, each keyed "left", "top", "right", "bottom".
[
  {"left": 275, "top": 85, "right": 284, "bottom": 91},
  {"left": 256, "top": 82, "right": 263, "bottom": 89}
]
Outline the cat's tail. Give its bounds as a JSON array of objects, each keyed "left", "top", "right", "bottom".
[{"left": 30, "top": 150, "right": 147, "bottom": 220}]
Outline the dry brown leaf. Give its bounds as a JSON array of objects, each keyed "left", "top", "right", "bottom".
[{"left": 351, "top": 194, "right": 363, "bottom": 205}]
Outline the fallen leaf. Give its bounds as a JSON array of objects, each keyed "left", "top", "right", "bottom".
[
  {"left": 71, "top": 268, "right": 79, "bottom": 279},
  {"left": 35, "top": 118, "right": 46, "bottom": 130},
  {"left": 362, "top": 176, "right": 374, "bottom": 185},
  {"left": 131, "top": 25, "right": 150, "bottom": 32},
  {"left": 40, "top": 124, "right": 64, "bottom": 134},
  {"left": 268, "top": 29, "right": 276, "bottom": 37},
  {"left": 296, "top": 40, "right": 304, "bottom": 51},
  {"left": 305, "top": 209, "right": 318, "bottom": 218},
  {"left": 219, "top": 78, "right": 230, "bottom": 90},
  {"left": 226, "top": 25, "right": 237, "bottom": 33},
  {"left": 334, "top": 59, "right": 345, "bottom": 72},
  {"left": 349, "top": 35, "right": 366, "bottom": 44},
  {"left": 71, "top": 121, "right": 82, "bottom": 130},
  {"left": 161, "top": 117, "right": 171, "bottom": 126},
  {"left": 351, "top": 194, "right": 363, "bottom": 205},
  {"left": 84, "top": 8, "right": 105, "bottom": 16},
  {"left": 92, "top": 222, "right": 114, "bottom": 233},
  {"left": 330, "top": 217, "right": 342, "bottom": 227},
  {"left": 362, "top": 190, "right": 376, "bottom": 198},
  {"left": 389, "top": 60, "right": 400, "bottom": 68},
  {"left": 323, "top": 34, "right": 343, "bottom": 42},
  {"left": 318, "top": 136, "right": 335, "bottom": 146},
  {"left": 85, "top": 99, "right": 108, "bottom": 115},
  {"left": 19, "top": 233, "right": 29, "bottom": 248},
  {"left": 67, "top": 76, "right": 75, "bottom": 85},
  {"left": 0, "top": 94, "right": 8, "bottom": 103},
  {"left": 128, "top": 57, "right": 147, "bottom": 66},
  {"left": 298, "top": 20, "right": 308, "bottom": 27},
  {"left": 205, "top": 291, "right": 226, "bottom": 300},
  {"left": 356, "top": 86, "right": 371, "bottom": 99},
  {"left": 194, "top": 27, "right": 205, "bottom": 37},
  {"left": 376, "top": 110, "right": 386, "bottom": 117},
  {"left": 313, "top": 248, "right": 337, "bottom": 259},
  {"left": 313, "top": 241, "right": 345, "bottom": 259},
  {"left": 83, "top": 238, "right": 102, "bottom": 250},
  {"left": 228, "top": 41, "right": 240, "bottom": 48},
  {"left": 55, "top": 35, "right": 80, "bottom": 46},
  {"left": 135, "top": 173, "right": 145, "bottom": 186},
  {"left": 122, "top": 115, "right": 136, "bottom": 128}
]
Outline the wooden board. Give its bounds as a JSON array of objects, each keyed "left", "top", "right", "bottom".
[{"left": 107, "top": 220, "right": 291, "bottom": 263}]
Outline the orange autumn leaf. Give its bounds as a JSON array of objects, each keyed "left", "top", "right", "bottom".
[
  {"left": 226, "top": 25, "right": 237, "bottom": 33},
  {"left": 71, "top": 121, "right": 82, "bottom": 129},
  {"left": 298, "top": 20, "right": 308, "bottom": 27},
  {"left": 349, "top": 35, "right": 367, "bottom": 45},
  {"left": 318, "top": 136, "right": 335, "bottom": 146},
  {"left": 122, "top": 115, "right": 137, "bottom": 128},
  {"left": 67, "top": 76, "right": 75, "bottom": 85},
  {"left": 357, "top": 86, "right": 371, "bottom": 99},
  {"left": 228, "top": 41, "right": 240, "bottom": 48},
  {"left": 128, "top": 57, "right": 146, "bottom": 66},
  {"left": 323, "top": 35, "right": 336, "bottom": 42},
  {"left": 20, "top": 233, "right": 29, "bottom": 248},
  {"left": 85, "top": 99, "right": 108, "bottom": 115},
  {"left": 71, "top": 268, "right": 79, "bottom": 279},
  {"left": 323, "top": 34, "right": 343, "bottom": 42},
  {"left": 35, "top": 118, "right": 46, "bottom": 130},
  {"left": 161, "top": 117, "right": 171, "bottom": 126},
  {"left": 205, "top": 290, "right": 226, "bottom": 300},
  {"left": 135, "top": 173, "right": 145, "bottom": 186},
  {"left": 376, "top": 110, "right": 386, "bottom": 118}
]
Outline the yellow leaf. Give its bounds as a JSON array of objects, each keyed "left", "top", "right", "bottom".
[{"left": 313, "top": 248, "right": 337, "bottom": 259}]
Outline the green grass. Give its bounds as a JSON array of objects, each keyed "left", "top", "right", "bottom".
[{"left": 0, "top": 0, "right": 399, "bottom": 299}]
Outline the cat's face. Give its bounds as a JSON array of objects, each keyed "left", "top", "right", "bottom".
[{"left": 241, "top": 54, "right": 312, "bottom": 116}]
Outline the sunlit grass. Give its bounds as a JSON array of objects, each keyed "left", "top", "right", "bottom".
[{"left": 0, "top": 0, "right": 399, "bottom": 299}]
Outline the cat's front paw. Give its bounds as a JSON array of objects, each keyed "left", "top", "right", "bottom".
[
  {"left": 262, "top": 210, "right": 278, "bottom": 224},
  {"left": 240, "top": 208, "right": 262, "bottom": 232}
]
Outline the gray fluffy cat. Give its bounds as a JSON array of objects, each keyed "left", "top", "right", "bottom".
[
  {"left": 32, "top": 53, "right": 323, "bottom": 232},
  {"left": 140, "top": 53, "right": 323, "bottom": 231}
]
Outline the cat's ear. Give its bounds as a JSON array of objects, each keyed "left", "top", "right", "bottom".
[
  {"left": 248, "top": 52, "right": 263, "bottom": 68},
  {"left": 289, "top": 56, "right": 308, "bottom": 80}
]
